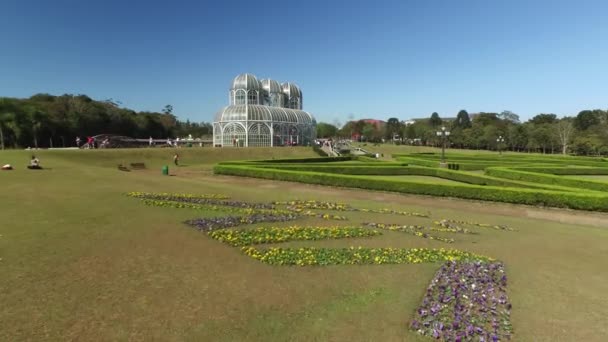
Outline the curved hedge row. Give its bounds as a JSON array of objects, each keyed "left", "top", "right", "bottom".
[
  {"left": 485, "top": 167, "right": 608, "bottom": 192},
  {"left": 243, "top": 163, "right": 575, "bottom": 191},
  {"left": 508, "top": 167, "right": 608, "bottom": 175},
  {"left": 214, "top": 164, "right": 608, "bottom": 211}
]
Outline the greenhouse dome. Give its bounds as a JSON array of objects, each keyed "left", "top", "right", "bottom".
[{"left": 213, "top": 74, "right": 316, "bottom": 147}]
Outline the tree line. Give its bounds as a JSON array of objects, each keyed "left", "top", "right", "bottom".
[
  {"left": 316, "top": 109, "right": 608, "bottom": 155},
  {"left": 0, "top": 94, "right": 212, "bottom": 149}
]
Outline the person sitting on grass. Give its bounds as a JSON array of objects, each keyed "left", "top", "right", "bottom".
[{"left": 27, "top": 155, "right": 42, "bottom": 170}]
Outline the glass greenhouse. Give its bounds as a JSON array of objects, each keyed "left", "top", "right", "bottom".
[{"left": 213, "top": 73, "right": 316, "bottom": 147}]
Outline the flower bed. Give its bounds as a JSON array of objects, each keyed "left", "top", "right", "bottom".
[
  {"left": 241, "top": 247, "right": 492, "bottom": 266},
  {"left": 185, "top": 213, "right": 299, "bottom": 232},
  {"left": 138, "top": 198, "right": 293, "bottom": 216},
  {"left": 410, "top": 261, "right": 513, "bottom": 341},
  {"left": 126, "top": 192, "right": 273, "bottom": 209},
  {"left": 274, "top": 200, "right": 354, "bottom": 211},
  {"left": 299, "top": 210, "right": 349, "bottom": 221},
  {"left": 442, "top": 219, "right": 515, "bottom": 231},
  {"left": 432, "top": 220, "right": 476, "bottom": 234},
  {"left": 274, "top": 199, "right": 429, "bottom": 217},
  {"left": 358, "top": 208, "right": 429, "bottom": 217},
  {"left": 209, "top": 226, "right": 381, "bottom": 246},
  {"left": 364, "top": 223, "right": 455, "bottom": 243},
  {"left": 127, "top": 191, "right": 229, "bottom": 200}
]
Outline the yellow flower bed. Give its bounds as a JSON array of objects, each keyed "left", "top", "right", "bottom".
[
  {"left": 209, "top": 226, "right": 380, "bottom": 246},
  {"left": 241, "top": 246, "right": 493, "bottom": 266}
]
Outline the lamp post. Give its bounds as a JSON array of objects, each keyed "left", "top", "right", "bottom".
[
  {"left": 436, "top": 126, "right": 451, "bottom": 167},
  {"left": 497, "top": 135, "right": 505, "bottom": 155}
]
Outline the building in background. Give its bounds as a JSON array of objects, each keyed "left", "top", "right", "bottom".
[{"left": 213, "top": 73, "right": 316, "bottom": 147}]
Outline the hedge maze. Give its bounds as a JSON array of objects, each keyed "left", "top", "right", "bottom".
[{"left": 213, "top": 153, "right": 608, "bottom": 212}]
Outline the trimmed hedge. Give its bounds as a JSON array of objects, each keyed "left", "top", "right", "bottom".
[
  {"left": 214, "top": 164, "right": 608, "bottom": 211},
  {"left": 395, "top": 157, "right": 527, "bottom": 171},
  {"left": 485, "top": 167, "right": 608, "bottom": 192},
  {"left": 508, "top": 167, "right": 608, "bottom": 175},
  {"left": 251, "top": 156, "right": 352, "bottom": 163},
  {"left": 394, "top": 153, "right": 608, "bottom": 168},
  {"left": 250, "top": 163, "right": 563, "bottom": 190}
]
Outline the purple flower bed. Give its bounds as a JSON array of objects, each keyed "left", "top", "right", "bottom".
[
  {"left": 185, "top": 213, "right": 299, "bottom": 232},
  {"left": 410, "top": 261, "right": 512, "bottom": 341},
  {"left": 131, "top": 193, "right": 274, "bottom": 209}
]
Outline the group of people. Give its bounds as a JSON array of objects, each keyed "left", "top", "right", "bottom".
[
  {"left": 76, "top": 136, "right": 97, "bottom": 149},
  {"left": 162, "top": 135, "right": 196, "bottom": 148},
  {"left": 2, "top": 155, "right": 43, "bottom": 170}
]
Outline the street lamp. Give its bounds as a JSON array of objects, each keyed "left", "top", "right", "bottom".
[
  {"left": 436, "top": 126, "right": 451, "bottom": 167},
  {"left": 497, "top": 135, "right": 505, "bottom": 155}
]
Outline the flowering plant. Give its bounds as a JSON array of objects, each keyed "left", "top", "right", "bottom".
[
  {"left": 209, "top": 226, "right": 380, "bottom": 246},
  {"left": 185, "top": 213, "right": 299, "bottom": 232},
  {"left": 364, "top": 222, "right": 455, "bottom": 243},
  {"left": 241, "top": 246, "right": 492, "bottom": 266},
  {"left": 440, "top": 219, "right": 515, "bottom": 231},
  {"left": 410, "top": 261, "right": 512, "bottom": 341},
  {"left": 126, "top": 192, "right": 273, "bottom": 209}
]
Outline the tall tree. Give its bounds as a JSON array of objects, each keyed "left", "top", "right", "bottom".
[
  {"left": 162, "top": 104, "right": 173, "bottom": 115},
  {"left": 429, "top": 112, "right": 442, "bottom": 127},
  {"left": 574, "top": 110, "right": 600, "bottom": 130},
  {"left": 498, "top": 110, "right": 520, "bottom": 124},
  {"left": 385, "top": 117, "right": 402, "bottom": 140},
  {"left": 25, "top": 106, "right": 46, "bottom": 149},
  {"left": 361, "top": 123, "right": 375, "bottom": 142},
  {"left": 556, "top": 118, "right": 575, "bottom": 155},
  {"left": 316, "top": 122, "right": 338, "bottom": 138},
  {"left": 529, "top": 113, "right": 557, "bottom": 125},
  {"left": 454, "top": 110, "right": 471, "bottom": 128}
]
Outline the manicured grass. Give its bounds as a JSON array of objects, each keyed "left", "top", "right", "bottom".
[
  {"left": 567, "top": 175, "right": 608, "bottom": 181},
  {"left": 1, "top": 148, "right": 608, "bottom": 341},
  {"left": 363, "top": 175, "right": 465, "bottom": 184}
]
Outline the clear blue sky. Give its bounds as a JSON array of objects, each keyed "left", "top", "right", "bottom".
[{"left": 1, "top": 0, "right": 607, "bottom": 124}]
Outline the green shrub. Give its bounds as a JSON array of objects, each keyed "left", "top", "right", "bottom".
[
  {"left": 485, "top": 167, "right": 608, "bottom": 192},
  {"left": 509, "top": 167, "right": 608, "bottom": 175},
  {"left": 213, "top": 164, "right": 608, "bottom": 211}
]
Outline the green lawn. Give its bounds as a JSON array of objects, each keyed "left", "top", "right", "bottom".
[
  {"left": 566, "top": 175, "right": 608, "bottom": 182},
  {"left": 1, "top": 148, "right": 607, "bottom": 341},
  {"left": 361, "top": 175, "right": 464, "bottom": 184}
]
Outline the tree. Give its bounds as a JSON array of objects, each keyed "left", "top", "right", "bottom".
[
  {"left": 498, "top": 110, "right": 520, "bottom": 124},
  {"left": 574, "top": 110, "right": 600, "bottom": 130},
  {"left": 507, "top": 124, "right": 528, "bottom": 152},
  {"left": 454, "top": 110, "right": 471, "bottom": 128},
  {"left": 25, "top": 106, "right": 46, "bottom": 149},
  {"left": 0, "top": 99, "right": 10, "bottom": 150},
  {"left": 475, "top": 113, "right": 499, "bottom": 126},
  {"left": 385, "top": 117, "right": 402, "bottom": 141},
  {"left": 429, "top": 112, "right": 442, "bottom": 127},
  {"left": 316, "top": 122, "right": 338, "bottom": 138},
  {"left": 556, "top": 118, "right": 574, "bottom": 155},
  {"left": 162, "top": 104, "right": 173, "bottom": 115},
  {"left": 0, "top": 112, "right": 9, "bottom": 150},
  {"left": 361, "top": 123, "right": 375, "bottom": 142},
  {"left": 529, "top": 113, "right": 557, "bottom": 125}
]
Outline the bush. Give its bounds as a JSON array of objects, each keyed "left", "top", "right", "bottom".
[
  {"left": 214, "top": 164, "right": 608, "bottom": 211},
  {"left": 485, "top": 167, "right": 608, "bottom": 192},
  {"left": 509, "top": 167, "right": 608, "bottom": 175}
]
